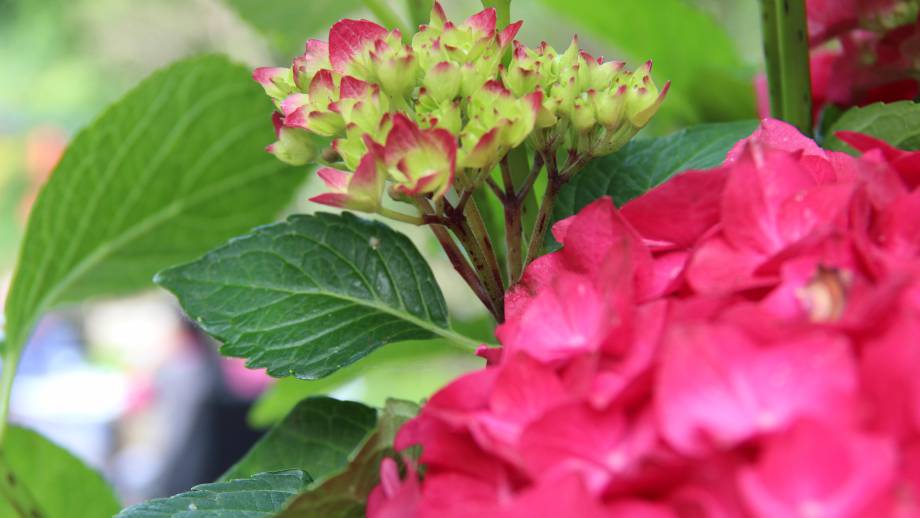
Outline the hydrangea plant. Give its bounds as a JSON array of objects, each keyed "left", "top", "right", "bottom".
[
  {"left": 252, "top": 2, "right": 667, "bottom": 320},
  {"left": 2, "top": 0, "right": 920, "bottom": 517}
]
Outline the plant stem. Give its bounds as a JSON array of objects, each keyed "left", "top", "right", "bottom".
[
  {"left": 406, "top": 0, "right": 435, "bottom": 29},
  {"left": 415, "top": 199, "right": 501, "bottom": 320},
  {"left": 363, "top": 0, "right": 411, "bottom": 35},
  {"left": 508, "top": 146, "right": 538, "bottom": 238},
  {"left": 523, "top": 151, "right": 560, "bottom": 268},
  {"left": 761, "top": 0, "right": 813, "bottom": 135},
  {"left": 378, "top": 207, "right": 424, "bottom": 225},
  {"left": 461, "top": 200, "right": 506, "bottom": 319},
  {"left": 500, "top": 157, "right": 524, "bottom": 282},
  {"left": 0, "top": 348, "right": 19, "bottom": 443},
  {"left": 480, "top": 0, "right": 511, "bottom": 28}
]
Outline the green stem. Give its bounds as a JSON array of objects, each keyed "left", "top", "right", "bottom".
[
  {"left": 761, "top": 0, "right": 813, "bottom": 135},
  {"left": 362, "top": 0, "right": 411, "bottom": 35},
  {"left": 406, "top": 0, "right": 435, "bottom": 29},
  {"left": 378, "top": 207, "right": 424, "bottom": 225},
  {"left": 523, "top": 151, "right": 559, "bottom": 267},
  {"left": 500, "top": 158, "right": 524, "bottom": 282},
  {"left": 460, "top": 202, "right": 506, "bottom": 319},
  {"left": 508, "top": 146, "right": 538, "bottom": 240},
  {"left": 415, "top": 199, "right": 500, "bottom": 321},
  {"left": 0, "top": 348, "right": 19, "bottom": 443}
]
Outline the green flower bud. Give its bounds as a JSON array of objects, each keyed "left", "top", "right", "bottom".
[
  {"left": 372, "top": 39, "right": 420, "bottom": 99},
  {"left": 334, "top": 77, "right": 390, "bottom": 137},
  {"left": 593, "top": 85, "right": 628, "bottom": 129},
  {"left": 266, "top": 114, "right": 327, "bottom": 166},
  {"left": 253, "top": 67, "right": 295, "bottom": 105},
  {"left": 571, "top": 96, "right": 596, "bottom": 133},
  {"left": 423, "top": 61, "right": 462, "bottom": 103},
  {"left": 625, "top": 61, "right": 669, "bottom": 128}
]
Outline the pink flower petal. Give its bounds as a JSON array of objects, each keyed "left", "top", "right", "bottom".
[
  {"left": 656, "top": 321, "right": 857, "bottom": 456},
  {"left": 329, "top": 19, "right": 388, "bottom": 72},
  {"left": 464, "top": 7, "right": 497, "bottom": 38},
  {"left": 738, "top": 420, "right": 896, "bottom": 518}
]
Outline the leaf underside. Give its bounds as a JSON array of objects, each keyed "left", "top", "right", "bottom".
[{"left": 115, "top": 470, "right": 311, "bottom": 518}]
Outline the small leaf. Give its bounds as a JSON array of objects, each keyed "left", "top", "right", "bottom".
[
  {"left": 223, "top": 397, "right": 378, "bottom": 481},
  {"left": 278, "top": 399, "right": 419, "bottom": 518},
  {"left": 116, "top": 470, "right": 310, "bottom": 518},
  {"left": 156, "top": 212, "right": 467, "bottom": 379},
  {"left": 824, "top": 101, "right": 920, "bottom": 152},
  {"left": 0, "top": 426, "right": 121, "bottom": 518},
  {"left": 223, "top": 0, "right": 363, "bottom": 56},
  {"left": 3, "top": 55, "right": 304, "bottom": 361},
  {"left": 551, "top": 120, "right": 758, "bottom": 234}
]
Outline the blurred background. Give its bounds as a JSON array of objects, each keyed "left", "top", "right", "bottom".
[{"left": 0, "top": 0, "right": 760, "bottom": 506}]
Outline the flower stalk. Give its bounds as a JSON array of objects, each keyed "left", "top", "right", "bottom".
[{"left": 760, "top": 0, "right": 813, "bottom": 134}]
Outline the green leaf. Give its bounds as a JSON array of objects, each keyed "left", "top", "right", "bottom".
[
  {"left": 278, "top": 399, "right": 418, "bottom": 518},
  {"left": 824, "top": 101, "right": 920, "bottom": 152},
  {"left": 537, "top": 0, "right": 755, "bottom": 126},
  {"left": 3, "top": 54, "right": 304, "bottom": 361},
  {"left": 116, "top": 470, "right": 310, "bottom": 518},
  {"left": 551, "top": 120, "right": 758, "bottom": 241},
  {"left": 156, "top": 212, "right": 474, "bottom": 379},
  {"left": 223, "top": 397, "right": 378, "bottom": 481},
  {"left": 248, "top": 337, "right": 483, "bottom": 428},
  {"left": 223, "top": 0, "right": 363, "bottom": 56},
  {"left": 0, "top": 426, "right": 120, "bottom": 518}
]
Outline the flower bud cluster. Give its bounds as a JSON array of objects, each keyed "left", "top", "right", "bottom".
[
  {"left": 505, "top": 39, "right": 668, "bottom": 157},
  {"left": 253, "top": 2, "right": 667, "bottom": 219}
]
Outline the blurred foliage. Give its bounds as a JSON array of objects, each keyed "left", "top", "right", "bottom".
[
  {"left": 223, "top": 0, "right": 363, "bottom": 57},
  {"left": 825, "top": 101, "right": 920, "bottom": 152},
  {"left": 0, "top": 426, "right": 122, "bottom": 517}
]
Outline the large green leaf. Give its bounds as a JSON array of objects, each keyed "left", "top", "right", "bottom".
[
  {"left": 824, "top": 101, "right": 920, "bottom": 152},
  {"left": 156, "top": 212, "right": 475, "bottom": 379},
  {"left": 223, "top": 0, "right": 363, "bottom": 57},
  {"left": 551, "top": 120, "right": 758, "bottom": 232},
  {"left": 116, "top": 470, "right": 310, "bottom": 518},
  {"left": 223, "top": 397, "right": 378, "bottom": 481},
  {"left": 278, "top": 399, "right": 418, "bottom": 518},
  {"left": 0, "top": 426, "right": 120, "bottom": 518},
  {"left": 3, "top": 54, "right": 303, "bottom": 359},
  {"left": 537, "top": 0, "right": 755, "bottom": 126}
]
